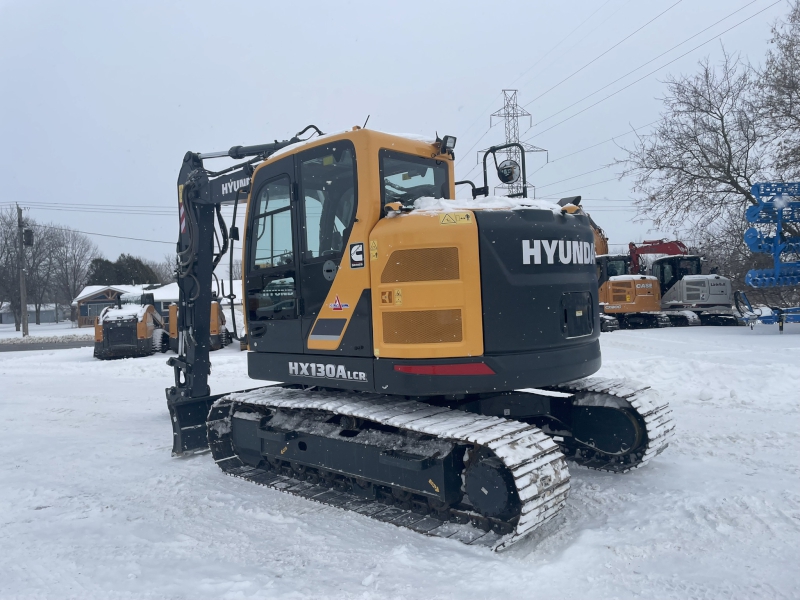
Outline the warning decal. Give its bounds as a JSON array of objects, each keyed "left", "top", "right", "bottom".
[
  {"left": 439, "top": 212, "right": 472, "bottom": 225},
  {"left": 329, "top": 295, "right": 350, "bottom": 311},
  {"left": 369, "top": 240, "right": 379, "bottom": 261}
]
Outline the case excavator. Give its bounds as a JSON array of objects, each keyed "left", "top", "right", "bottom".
[
  {"left": 167, "top": 127, "right": 674, "bottom": 550},
  {"left": 630, "top": 240, "right": 740, "bottom": 326}
]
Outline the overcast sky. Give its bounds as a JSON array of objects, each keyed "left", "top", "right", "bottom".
[{"left": 0, "top": 0, "right": 790, "bottom": 263}]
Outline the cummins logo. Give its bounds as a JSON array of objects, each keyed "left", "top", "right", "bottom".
[
  {"left": 289, "top": 362, "right": 367, "bottom": 381},
  {"left": 522, "top": 240, "right": 595, "bottom": 265},
  {"left": 221, "top": 177, "right": 251, "bottom": 196}
]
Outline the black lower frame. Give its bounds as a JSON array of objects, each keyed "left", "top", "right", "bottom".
[
  {"left": 94, "top": 337, "right": 153, "bottom": 359},
  {"left": 246, "top": 341, "right": 601, "bottom": 396}
]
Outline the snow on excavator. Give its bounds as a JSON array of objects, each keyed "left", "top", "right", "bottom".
[
  {"left": 559, "top": 197, "right": 670, "bottom": 330},
  {"left": 165, "top": 127, "right": 673, "bottom": 550},
  {"left": 630, "top": 240, "right": 740, "bottom": 326},
  {"left": 93, "top": 292, "right": 166, "bottom": 359}
]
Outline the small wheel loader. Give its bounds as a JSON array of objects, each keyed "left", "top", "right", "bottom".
[{"left": 93, "top": 292, "right": 166, "bottom": 359}]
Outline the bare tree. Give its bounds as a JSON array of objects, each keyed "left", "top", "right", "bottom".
[
  {"left": 761, "top": 0, "right": 800, "bottom": 179},
  {"left": 620, "top": 50, "right": 768, "bottom": 236},
  {"left": 144, "top": 253, "right": 178, "bottom": 284},
  {"left": 230, "top": 258, "right": 242, "bottom": 280},
  {"left": 0, "top": 207, "right": 22, "bottom": 327},
  {"left": 51, "top": 227, "right": 100, "bottom": 311},
  {"left": 25, "top": 222, "right": 59, "bottom": 324}
]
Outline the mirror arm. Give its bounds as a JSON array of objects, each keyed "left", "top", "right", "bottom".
[{"left": 478, "top": 142, "right": 529, "bottom": 199}]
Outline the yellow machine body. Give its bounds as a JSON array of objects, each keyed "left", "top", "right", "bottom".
[
  {"left": 168, "top": 301, "right": 229, "bottom": 351},
  {"left": 598, "top": 278, "right": 661, "bottom": 314}
]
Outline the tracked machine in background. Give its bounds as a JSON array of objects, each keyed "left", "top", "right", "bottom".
[
  {"left": 629, "top": 240, "right": 739, "bottom": 326},
  {"left": 167, "top": 128, "right": 674, "bottom": 550},
  {"left": 166, "top": 300, "right": 231, "bottom": 353},
  {"left": 559, "top": 197, "right": 669, "bottom": 330},
  {"left": 94, "top": 292, "right": 166, "bottom": 359}
]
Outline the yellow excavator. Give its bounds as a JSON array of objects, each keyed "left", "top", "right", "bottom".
[
  {"left": 559, "top": 197, "right": 670, "bottom": 330},
  {"left": 166, "top": 127, "right": 673, "bottom": 550}
]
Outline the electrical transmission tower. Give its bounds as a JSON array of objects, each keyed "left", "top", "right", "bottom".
[{"left": 481, "top": 90, "right": 546, "bottom": 196}]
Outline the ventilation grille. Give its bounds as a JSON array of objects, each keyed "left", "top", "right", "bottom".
[
  {"left": 381, "top": 247, "right": 459, "bottom": 283},
  {"left": 610, "top": 283, "right": 632, "bottom": 303},
  {"left": 383, "top": 310, "right": 462, "bottom": 344}
]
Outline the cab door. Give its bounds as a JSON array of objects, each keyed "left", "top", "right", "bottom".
[
  {"left": 245, "top": 156, "right": 304, "bottom": 353},
  {"left": 295, "top": 141, "right": 358, "bottom": 350}
]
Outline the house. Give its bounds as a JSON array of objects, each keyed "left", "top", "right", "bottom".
[
  {"left": 150, "top": 280, "right": 242, "bottom": 329},
  {"left": 71, "top": 285, "right": 146, "bottom": 327},
  {"left": 70, "top": 281, "right": 243, "bottom": 329},
  {"left": 0, "top": 303, "right": 65, "bottom": 325}
]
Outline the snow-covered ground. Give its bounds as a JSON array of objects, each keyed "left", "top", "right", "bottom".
[
  {"left": 1, "top": 325, "right": 798, "bottom": 599},
  {"left": 0, "top": 321, "right": 92, "bottom": 344}
]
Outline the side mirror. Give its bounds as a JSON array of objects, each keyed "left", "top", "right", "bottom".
[{"left": 497, "top": 159, "right": 520, "bottom": 184}]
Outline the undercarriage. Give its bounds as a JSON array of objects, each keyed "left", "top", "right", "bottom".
[{"left": 201, "top": 376, "right": 673, "bottom": 550}]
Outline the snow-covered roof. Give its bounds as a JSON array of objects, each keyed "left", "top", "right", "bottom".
[
  {"left": 150, "top": 282, "right": 179, "bottom": 302},
  {"left": 411, "top": 196, "right": 562, "bottom": 214},
  {"left": 145, "top": 280, "right": 243, "bottom": 304},
  {"left": 72, "top": 285, "right": 145, "bottom": 305},
  {"left": 609, "top": 275, "right": 658, "bottom": 281},
  {"left": 268, "top": 129, "right": 437, "bottom": 161}
]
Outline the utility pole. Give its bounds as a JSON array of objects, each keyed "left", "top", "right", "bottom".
[
  {"left": 17, "top": 204, "right": 28, "bottom": 337},
  {"left": 482, "top": 90, "right": 547, "bottom": 196}
]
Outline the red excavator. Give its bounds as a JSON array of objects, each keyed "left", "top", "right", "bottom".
[{"left": 629, "top": 240, "right": 738, "bottom": 326}]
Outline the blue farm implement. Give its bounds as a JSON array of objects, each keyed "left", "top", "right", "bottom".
[
  {"left": 738, "top": 182, "right": 800, "bottom": 332},
  {"left": 743, "top": 182, "right": 800, "bottom": 288}
]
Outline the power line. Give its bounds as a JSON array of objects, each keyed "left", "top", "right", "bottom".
[
  {"left": 523, "top": 0, "right": 783, "bottom": 142},
  {"left": 34, "top": 223, "right": 174, "bottom": 245},
  {"left": 548, "top": 121, "right": 659, "bottom": 163},
  {"left": 0, "top": 200, "right": 172, "bottom": 209},
  {"left": 535, "top": 165, "right": 612, "bottom": 190},
  {"left": 457, "top": 0, "right": 624, "bottom": 173},
  {"left": 524, "top": 0, "right": 683, "bottom": 107},
  {"left": 456, "top": 0, "right": 615, "bottom": 164},
  {"left": 532, "top": 0, "right": 759, "bottom": 127},
  {"left": 508, "top": 0, "right": 615, "bottom": 89},
  {"left": 537, "top": 176, "right": 619, "bottom": 198},
  {"left": 21, "top": 206, "right": 175, "bottom": 216}
]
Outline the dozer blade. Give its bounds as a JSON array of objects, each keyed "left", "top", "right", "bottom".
[{"left": 206, "top": 386, "right": 571, "bottom": 551}]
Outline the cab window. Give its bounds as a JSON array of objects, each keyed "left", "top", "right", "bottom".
[
  {"left": 299, "top": 142, "right": 357, "bottom": 261},
  {"left": 379, "top": 150, "right": 449, "bottom": 209},
  {"left": 251, "top": 176, "right": 292, "bottom": 270}
]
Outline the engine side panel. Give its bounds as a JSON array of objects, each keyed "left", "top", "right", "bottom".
[
  {"left": 369, "top": 211, "right": 484, "bottom": 359},
  {"left": 474, "top": 209, "right": 600, "bottom": 355}
]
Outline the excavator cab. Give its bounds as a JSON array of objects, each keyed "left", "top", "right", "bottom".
[{"left": 651, "top": 255, "right": 702, "bottom": 296}]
